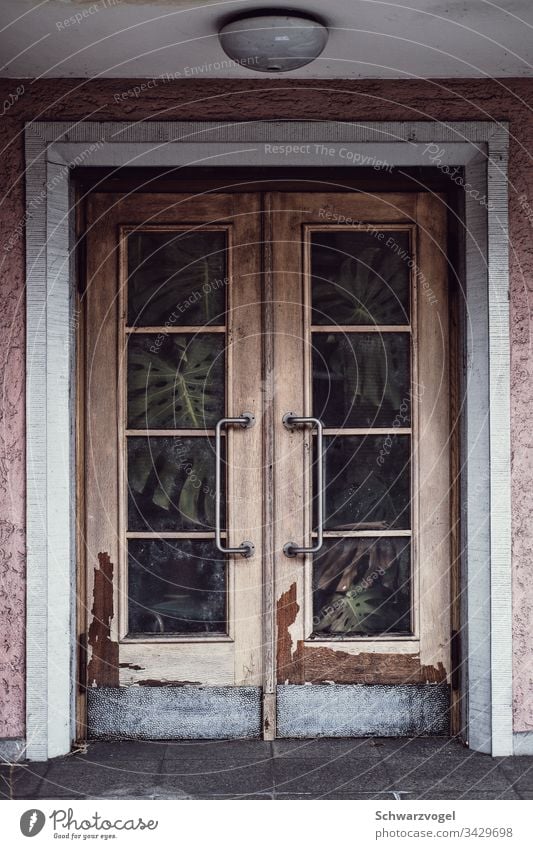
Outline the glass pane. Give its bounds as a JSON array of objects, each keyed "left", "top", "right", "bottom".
[
  {"left": 127, "top": 230, "right": 226, "bottom": 327},
  {"left": 128, "top": 437, "right": 220, "bottom": 532},
  {"left": 311, "top": 230, "right": 410, "bottom": 325},
  {"left": 127, "top": 334, "right": 224, "bottom": 429},
  {"left": 318, "top": 435, "right": 411, "bottom": 531},
  {"left": 313, "top": 332, "right": 410, "bottom": 428},
  {"left": 128, "top": 539, "right": 226, "bottom": 634},
  {"left": 313, "top": 537, "right": 411, "bottom": 636}
]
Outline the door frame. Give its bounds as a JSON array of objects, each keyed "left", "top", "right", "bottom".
[{"left": 24, "top": 119, "right": 513, "bottom": 759}]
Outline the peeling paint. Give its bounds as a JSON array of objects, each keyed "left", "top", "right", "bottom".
[
  {"left": 86, "top": 552, "right": 119, "bottom": 688},
  {"left": 276, "top": 583, "right": 300, "bottom": 683},
  {"left": 295, "top": 644, "right": 447, "bottom": 685}
]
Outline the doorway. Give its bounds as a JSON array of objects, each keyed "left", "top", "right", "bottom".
[{"left": 82, "top": 189, "right": 451, "bottom": 739}]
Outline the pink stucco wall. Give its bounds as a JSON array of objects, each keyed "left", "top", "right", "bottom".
[{"left": 0, "top": 77, "right": 532, "bottom": 737}]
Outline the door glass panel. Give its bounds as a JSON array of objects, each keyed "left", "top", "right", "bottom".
[
  {"left": 127, "top": 334, "right": 225, "bottom": 429},
  {"left": 311, "top": 230, "right": 410, "bottom": 325},
  {"left": 127, "top": 230, "right": 226, "bottom": 327},
  {"left": 312, "top": 332, "right": 410, "bottom": 428},
  {"left": 125, "top": 226, "right": 229, "bottom": 641},
  {"left": 318, "top": 435, "right": 411, "bottom": 531},
  {"left": 128, "top": 539, "right": 226, "bottom": 635},
  {"left": 310, "top": 227, "right": 414, "bottom": 640},
  {"left": 127, "top": 436, "right": 220, "bottom": 532},
  {"left": 313, "top": 537, "right": 411, "bottom": 636}
]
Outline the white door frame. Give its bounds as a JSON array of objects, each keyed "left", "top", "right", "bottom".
[{"left": 23, "top": 119, "right": 514, "bottom": 759}]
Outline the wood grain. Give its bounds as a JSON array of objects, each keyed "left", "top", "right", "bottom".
[
  {"left": 272, "top": 191, "right": 451, "bottom": 685},
  {"left": 84, "top": 192, "right": 264, "bottom": 690}
]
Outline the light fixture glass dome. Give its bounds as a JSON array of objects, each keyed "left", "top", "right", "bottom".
[{"left": 219, "top": 11, "right": 328, "bottom": 73}]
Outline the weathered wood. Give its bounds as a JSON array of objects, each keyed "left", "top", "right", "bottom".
[
  {"left": 83, "top": 188, "right": 453, "bottom": 733},
  {"left": 228, "top": 193, "right": 263, "bottom": 685},
  {"left": 449, "top": 242, "right": 463, "bottom": 735},
  {"left": 275, "top": 583, "right": 446, "bottom": 684},
  {"left": 262, "top": 192, "right": 277, "bottom": 704},
  {"left": 415, "top": 193, "right": 450, "bottom": 676},
  {"left": 84, "top": 192, "right": 264, "bottom": 695},
  {"left": 75, "top": 192, "right": 88, "bottom": 741},
  {"left": 119, "top": 642, "right": 235, "bottom": 686},
  {"left": 86, "top": 553, "right": 119, "bottom": 687},
  {"left": 272, "top": 191, "right": 451, "bottom": 687}
]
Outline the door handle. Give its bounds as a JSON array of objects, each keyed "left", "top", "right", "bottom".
[
  {"left": 282, "top": 413, "right": 325, "bottom": 557},
  {"left": 215, "top": 413, "right": 255, "bottom": 558}
]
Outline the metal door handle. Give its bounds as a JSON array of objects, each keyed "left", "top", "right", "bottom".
[
  {"left": 215, "top": 413, "right": 255, "bottom": 558},
  {"left": 282, "top": 413, "right": 325, "bottom": 557}
]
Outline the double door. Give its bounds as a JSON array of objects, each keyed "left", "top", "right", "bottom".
[{"left": 83, "top": 190, "right": 451, "bottom": 738}]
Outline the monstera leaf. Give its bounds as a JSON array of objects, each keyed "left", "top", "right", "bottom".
[
  {"left": 128, "top": 437, "right": 218, "bottom": 531},
  {"left": 316, "top": 587, "right": 393, "bottom": 633},
  {"left": 312, "top": 235, "right": 410, "bottom": 326},
  {"left": 319, "top": 434, "right": 411, "bottom": 532},
  {"left": 313, "top": 537, "right": 410, "bottom": 635},
  {"left": 128, "top": 335, "right": 224, "bottom": 429},
  {"left": 316, "top": 536, "right": 397, "bottom": 593},
  {"left": 313, "top": 333, "right": 408, "bottom": 424}
]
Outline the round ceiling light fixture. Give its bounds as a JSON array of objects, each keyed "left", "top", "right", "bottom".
[{"left": 219, "top": 10, "right": 328, "bottom": 73}]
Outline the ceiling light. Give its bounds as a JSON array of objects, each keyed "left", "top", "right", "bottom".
[{"left": 219, "top": 11, "right": 328, "bottom": 73}]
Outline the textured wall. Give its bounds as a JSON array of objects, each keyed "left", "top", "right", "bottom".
[
  {"left": 0, "top": 77, "right": 531, "bottom": 736},
  {"left": 0, "top": 108, "right": 25, "bottom": 738}
]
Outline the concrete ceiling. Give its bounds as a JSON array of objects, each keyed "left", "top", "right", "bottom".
[{"left": 1, "top": 0, "right": 533, "bottom": 79}]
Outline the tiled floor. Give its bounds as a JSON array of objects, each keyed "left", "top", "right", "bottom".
[{"left": 1, "top": 738, "right": 532, "bottom": 800}]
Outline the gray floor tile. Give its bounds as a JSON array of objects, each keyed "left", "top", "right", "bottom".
[
  {"left": 0, "top": 763, "right": 49, "bottom": 800},
  {"left": 273, "top": 757, "right": 391, "bottom": 794},
  {"left": 416, "top": 790, "right": 521, "bottom": 800},
  {"left": 82, "top": 740, "right": 167, "bottom": 762},
  {"left": 0, "top": 767, "right": 10, "bottom": 799},
  {"left": 320, "top": 790, "right": 410, "bottom": 800},
  {"left": 189, "top": 792, "right": 276, "bottom": 800},
  {"left": 39, "top": 759, "right": 162, "bottom": 799},
  {"left": 6, "top": 737, "right": 533, "bottom": 800},
  {"left": 163, "top": 739, "right": 272, "bottom": 764},
  {"left": 273, "top": 738, "right": 384, "bottom": 759},
  {"left": 374, "top": 737, "right": 468, "bottom": 758},
  {"left": 385, "top": 757, "right": 512, "bottom": 795},
  {"left": 499, "top": 757, "right": 533, "bottom": 790},
  {"left": 158, "top": 761, "right": 274, "bottom": 797}
]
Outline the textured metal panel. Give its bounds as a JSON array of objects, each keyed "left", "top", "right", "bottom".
[
  {"left": 87, "top": 687, "right": 262, "bottom": 740},
  {"left": 277, "top": 685, "right": 450, "bottom": 738}
]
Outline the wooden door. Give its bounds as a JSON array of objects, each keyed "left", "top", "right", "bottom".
[
  {"left": 83, "top": 193, "right": 264, "bottom": 738},
  {"left": 81, "top": 189, "right": 452, "bottom": 739},
  {"left": 271, "top": 192, "right": 451, "bottom": 736}
]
